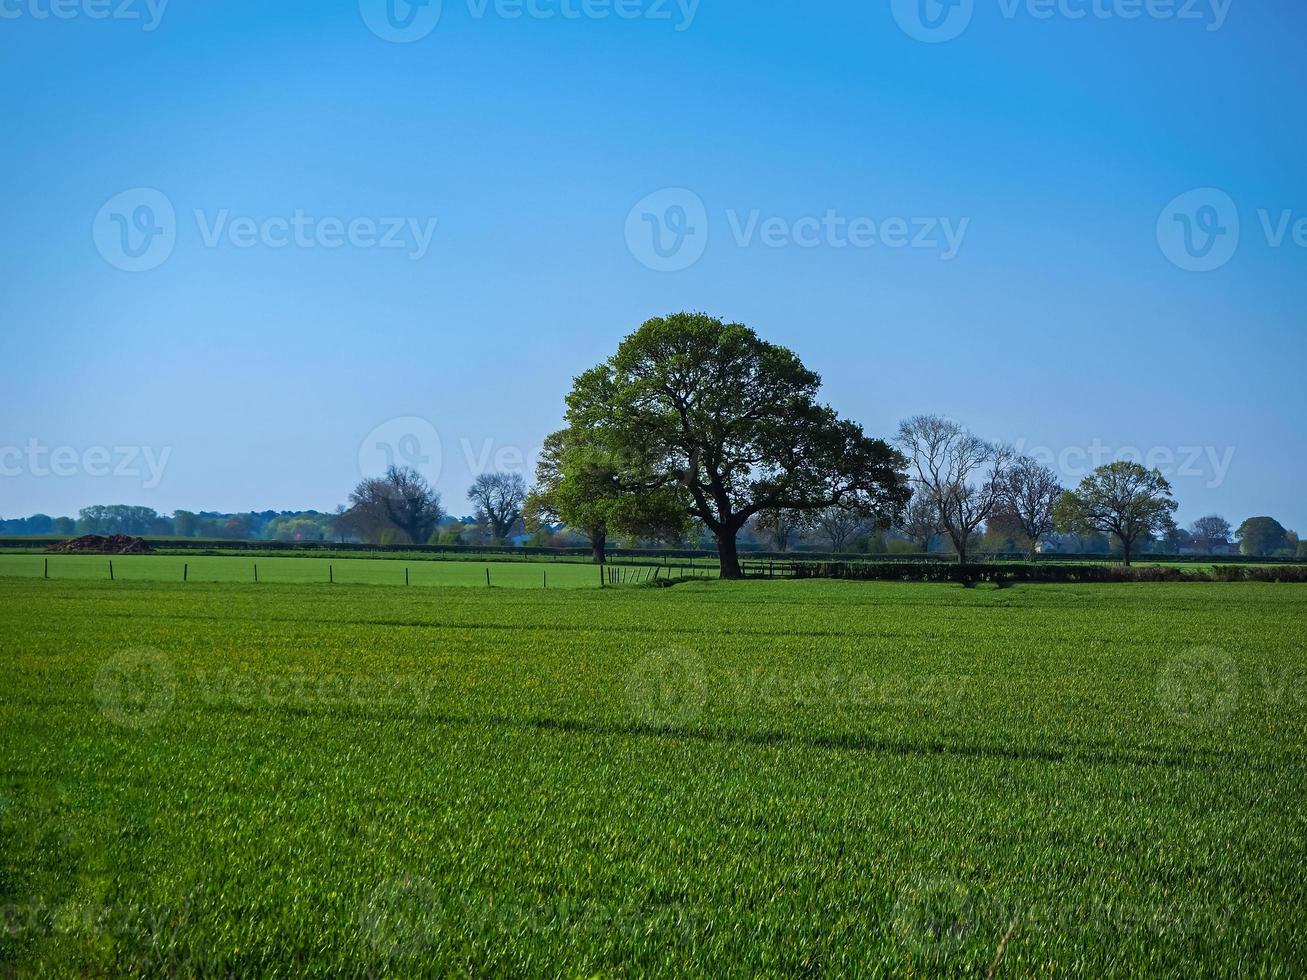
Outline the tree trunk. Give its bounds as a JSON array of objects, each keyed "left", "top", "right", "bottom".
[
  {"left": 591, "top": 531, "right": 607, "bottom": 565},
  {"left": 716, "top": 531, "right": 744, "bottom": 580},
  {"left": 1121, "top": 536, "right": 1132, "bottom": 567}
]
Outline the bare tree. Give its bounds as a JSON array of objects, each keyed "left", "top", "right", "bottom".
[
  {"left": 468, "top": 472, "right": 528, "bottom": 541},
  {"left": 1190, "top": 514, "right": 1232, "bottom": 554},
  {"left": 896, "top": 415, "right": 1013, "bottom": 564},
  {"left": 342, "top": 466, "right": 444, "bottom": 544},
  {"left": 813, "top": 506, "right": 869, "bottom": 553},
  {"left": 1001, "top": 456, "right": 1063, "bottom": 560},
  {"left": 898, "top": 489, "right": 939, "bottom": 553},
  {"left": 754, "top": 508, "right": 809, "bottom": 552}
]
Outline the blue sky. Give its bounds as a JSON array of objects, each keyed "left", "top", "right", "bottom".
[{"left": 1, "top": 0, "right": 1304, "bottom": 530}]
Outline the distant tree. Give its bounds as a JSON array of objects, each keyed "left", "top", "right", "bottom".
[
  {"left": 813, "top": 506, "right": 870, "bottom": 553},
  {"left": 1161, "top": 525, "right": 1192, "bottom": 554},
  {"left": 896, "top": 415, "right": 1014, "bottom": 565},
  {"left": 525, "top": 427, "right": 685, "bottom": 563},
  {"left": 52, "top": 517, "right": 76, "bottom": 536},
  {"left": 1236, "top": 516, "right": 1290, "bottom": 558},
  {"left": 1053, "top": 462, "right": 1178, "bottom": 566},
  {"left": 983, "top": 502, "right": 1026, "bottom": 553},
  {"left": 1298, "top": 539, "right": 1307, "bottom": 559},
  {"left": 343, "top": 466, "right": 444, "bottom": 545},
  {"left": 263, "top": 515, "right": 332, "bottom": 542},
  {"left": 898, "top": 489, "right": 939, "bottom": 553},
  {"left": 172, "top": 510, "right": 198, "bottom": 538},
  {"left": 753, "top": 509, "right": 811, "bottom": 553},
  {"left": 76, "top": 505, "right": 162, "bottom": 536},
  {"left": 563, "top": 313, "right": 910, "bottom": 578},
  {"left": 999, "top": 456, "right": 1063, "bottom": 560},
  {"left": 468, "top": 472, "right": 528, "bottom": 542},
  {"left": 1190, "top": 514, "right": 1232, "bottom": 554}
]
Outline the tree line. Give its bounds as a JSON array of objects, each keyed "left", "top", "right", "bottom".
[
  {"left": 339, "top": 313, "right": 1303, "bottom": 576},
  {"left": 7, "top": 314, "right": 1303, "bottom": 571}
]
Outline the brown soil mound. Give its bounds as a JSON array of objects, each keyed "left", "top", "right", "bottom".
[{"left": 48, "top": 534, "right": 154, "bottom": 555}]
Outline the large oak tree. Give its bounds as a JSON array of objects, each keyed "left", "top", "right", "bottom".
[{"left": 563, "top": 313, "right": 909, "bottom": 579}]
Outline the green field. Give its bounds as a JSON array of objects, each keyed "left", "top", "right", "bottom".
[
  {"left": 2, "top": 575, "right": 1305, "bottom": 976},
  {"left": 0, "top": 554, "right": 723, "bottom": 590}
]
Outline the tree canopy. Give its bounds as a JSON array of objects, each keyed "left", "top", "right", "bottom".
[
  {"left": 341, "top": 466, "right": 444, "bottom": 545},
  {"left": 1235, "top": 516, "right": 1290, "bottom": 557},
  {"left": 1053, "top": 462, "right": 1177, "bottom": 566},
  {"left": 467, "top": 472, "right": 528, "bottom": 542},
  {"left": 562, "top": 312, "right": 909, "bottom": 578},
  {"left": 525, "top": 426, "right": 687, "bottom": 563},
  {"left": 896, "top": 415, "right": 1014, "bottom": 564}
]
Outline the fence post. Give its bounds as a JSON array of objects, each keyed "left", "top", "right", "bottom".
[
  {"left": 184, "top": 563, "right": 188, "bottom": 582},
  {"left": 109, "top": 560, "right": 114, "bottom": 581},
  {"left": 543, "top": 570, "right": 547, "bottom": 590},
  {"left": 405, "top": 567, "right": 410, "bottom": 586},
  {"left": 486, "top": 568, "right": 491, "bottom": 588},
  {"left": 44, "top": 558, "right": 48, "bottom": 579},
  {"left": 329, "top": 564, "right": 333, "bottom": 584},
  {"left": 254, "top": 563, "right": 258, "bottom": 583}
]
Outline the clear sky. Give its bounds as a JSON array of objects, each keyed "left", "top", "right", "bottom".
[{"left": 1, "top": 0, "right": 1304, "bottom": 530}]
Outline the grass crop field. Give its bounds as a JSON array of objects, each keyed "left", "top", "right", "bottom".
[
  {"left": 1, "top": 574, "right": 1305, "bottom": 976},
  {"left": 0, "top": 555, "right": 725, "bottom": 590}
]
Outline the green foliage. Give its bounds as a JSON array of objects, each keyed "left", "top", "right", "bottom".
[
  {"left": 1236, "top": 516, "right": 1290, "bottom": 558},
  {"left": 1, "top": 577, "right": 1304, "bottom": 975},
  {"left": 526, "top": 427, "right": 687, "bottom": 558},
  {"left": 75, "top": 504, "right": 167, "bottom": 536},
  {"left": 172, "top": 510, "right": 198, "bottom": 538},
  {"left": 563, "top": 313, "right": 909, "bottom": 576},
  {"left": 1054, "top": 463, "right": 1178, "bottom": 564}
]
